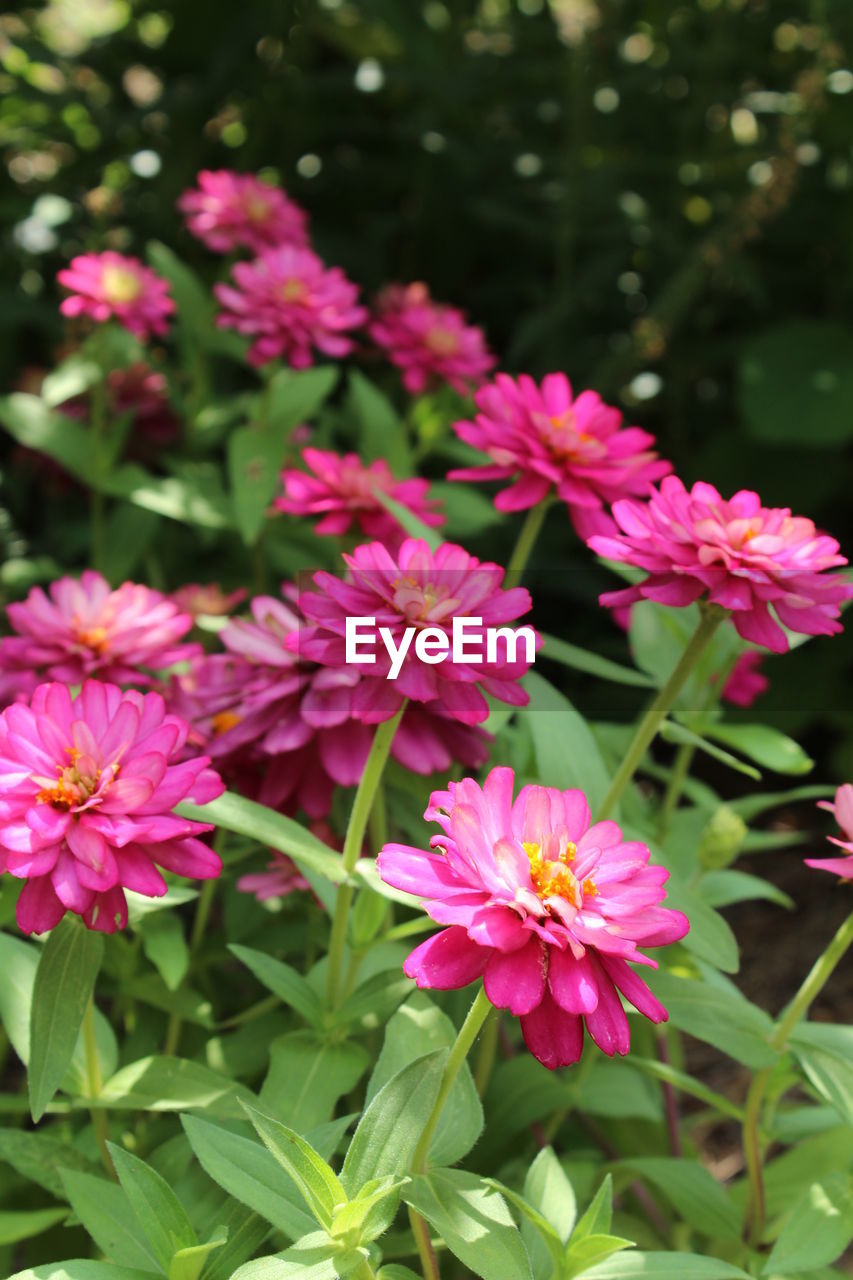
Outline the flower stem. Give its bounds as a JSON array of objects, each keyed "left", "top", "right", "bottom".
[
  {"left": 409, "top": 1203, "right": 441, "bottom": 1280},
  {"left": 326, "top": 704, "right": 406, "bottom": 1008},
  {"left": 412, "top": 984, "right": 493, "bottom": 1174},
  {"left": 595, "top": 606, "right": 724, "bottom": 820},
  {"left": 657, "top": 741, "right": 696, "bottom": 838},
  {"left": 506, "top": 499, "right": 552, "bottom": 581},
  {"left": 83, "top": 998, "right": 114, "bottom": 1178},
  {"left": 89, "top": 372, "right": 108, "bottom": 573},
  {"left": 473, "top": 1007, "right": 500, "bottom": 1097}
]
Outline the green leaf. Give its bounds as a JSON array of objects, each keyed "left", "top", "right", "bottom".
[
  {"left": 699, "top": 870, "right": 794, "bottom": 911},
  {"left": 147, "top": 241, "right": 214, "bottom": 334},
  {"left": 374, "top": 490, "right": 442, "bottom": 550},
  {"left": 242, "top": 1102, "right": 347, "bottom": 1230},
  {"left": 540, "top": 634, "right": 655, "bottom": 688},
  {"left": 377, "top": 1269, "right": 422, "bottom": 1280},
  {"left": 95, "top": 1056, "right": 254, "bottom": 1118},
  {"left": 645, "top": 967, "right": 777, "bottom": 1068},
  {"left": 730, "top": 784, "right": 834, "bottom": 822},
  {"left": 572, "top": 1176, "right": 613, "bottom": 1241},
  {"left": 628, "top": 1060, "right": 744, "bottom": 1122},
  {"left": 168, "top": 1228, "right": 227, "bottom": 1280},
  {"left": 664, "top": 879, "right": 739, "bottom": 974},
  {"left": 791, "top": 1024, "right": 853, "bottom": 1126},
  {"left": 178, "top": 792, "right": 346, "bottom": 883},
  {"left": 0, "top": 1207, "right": 67, "bottom": 1244},
  {"left": 340, "top": 1050, "right": 447, "bottom": 1196},
  {"left": 141, "top": 913, "right": 189, "bottom": 992},
  {"left": 405, "top": 1169, "right": 532, "bottom": 1280},
  {"left": 738, "top": 321, "right": 853, "bottom": 447},
  {"left": 0, "top": 394, "right": 96, "bottom": 482},
  {"left": 430, "top": 481, "right": 499, "bottom": 540},
  {"left": 108, "top": 1144, "right": 197, "bottom": 1272},
  {"left": 659, "top": 721, "right": 760, "bottom": 781},
  {"left": 346, "top": 370, "right": 412, "bottom": 472},
  {"left": 0, "top": 1128, "right": 97, "bottom": 1199},
  {"left": 696, "top": 722, "right": 813, "bottom": 776},
  {"left": 484, "top": 1178, "right": 565, "bottom": 1280},
  {"left": 521, "top": 671, "right": 610, "bottom": 813},
  {"left": 100, "top": 504, "right": 161, "bottom": 583},
  {"left": 564, "top": 1234, "right": 634, "bottom": 1278},
  {"left": 181, "top": 1115, "right": 316, "bottom": 1240},
  {"left": 578, "top": 1253, "right": 751, "bottom": 1278},
  {"left": 229, "top": 945, "right": 324, "bottom": 1028},
  {"left": 763, "top": 1173, "right": 853, "bottom": 1274},
  {"left": 260, "top": 1032, "right": 369, "bottom": 1132},
  {"left": 618, "top": 1158, "right": 740, "bottom": 1240},
  {"left": 365, "top": 995, "right": 483, "bottom": 1167},
  {"left": 29, "top": 920, "right": 103, "bottom": 1120},
  {"left": 332, "top": 968, "right": 414, "bottom": 1031},
  {"left": 59, "top": 1169, "right": 161, "bottom": 1272},
  {"left": 102, "top": 463, "right": 233, "bottom": 530},
  {"left": 330, "top": 1174, "right": 409, "bottom": 1244},
  {"left": 195, "top": 1203, "right": 269, "bottom": 1280},
  {"left": 229, "top": 1229, "right": 342, "bottom": 1279},
  {"left": 9, "top": 1266, "right": 162, "bottom": 1280},
  {"left": 525, "top": 1146, "right": 576, "bottom": 1242}
]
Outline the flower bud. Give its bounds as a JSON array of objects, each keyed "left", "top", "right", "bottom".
[{"left": 698, "top": 805, "right": 747, "bottom": 870}]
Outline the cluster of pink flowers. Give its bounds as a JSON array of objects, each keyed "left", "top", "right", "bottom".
[
  {"left": 275, "top": 448, "right": 443, "bottom": 549},
  {"left": 178, "top": 169, "right": 309, "bottom": 255},
  {"left": 0, "top": 681, "right": 223, "bottom": 934},
  {"left": 58, "top": 252, "right": 174, "bottom": 341},
  {"left": 368, "top": 282, "right": 496, "bottom": 395},
  {"left": 449, "top": 372, "right": 670, "bottom": 540},
  {"left": 378, "top": 767, "right": 689, "bottom": 1069}
]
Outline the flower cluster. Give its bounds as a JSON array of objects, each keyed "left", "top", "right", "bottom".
[
  {"left": 178, "top": 169, "right": 309, "bottom": 254},
  {"left": 368, "top": 282, "right": 495, "bottom": 395}
]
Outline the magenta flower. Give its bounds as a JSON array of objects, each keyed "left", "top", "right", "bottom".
[
  {"left": 274, "top": 447, "right": 443, "bottom": 549},
  {"left": 368, "top": 282, "right": 496, "bottom": 396},
  {"left": 0, "top": 571, "right": 199, "bottom": 695},
  {"left": 214, "top": 246, "right": 367, "bottom": 368},
  {"left": 589, "top": 477, "right": 853, "bottom": 653},
  {"left": 293, "top": 538, "right": 538, "bottom": 726},
  {"left": 449, "top": 372, "right": 670, "bottom": 540},
  {"left": 377, "top": 767, "right": 689, "bottom": 1069},
  {"left": 237, "top": 851, "right": 312, "bottom": 902},
  {"left": 0, "top": 681, "right": 223, "bottom": 935},
  {"left": 57, "top": 252, "right": 174, "bottom": 341},
  {"left": 806, "top": 786, "right": 853, "bottom": 880},
  {"left": 178, "top": 169, "right": 309, "bottom": 255},
  {"left": 721, "top": 652, "right": 768, "bottom": 708}
]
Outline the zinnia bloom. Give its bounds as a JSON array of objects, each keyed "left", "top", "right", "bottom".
[
  {"left": 0, "top": 681, "right": 223, "bottom": 935},
  {"left": 368, "top": 282, "right": 495, "bottom": 396},
  {"left": 178, "top": 170, "right": 309, "bottom": 255},
  {"left": 378, "top": 767, "right": 689, "bottom": 1069},
  {"left": 214, "top": 246, "right": 367, "bottom": 368},
  {"left": 721, "top": 651, "right": 768, "bottom": 708},
  {"left": 805, "top": 785, "right": 853, "bottom": 880},
  {"left": 57, "top": 252, "right": 174, "bottom": 341},
  {"left": 274, "top": 448, "right": 443, "bottom": 549},
  {"left": 589, "top": 477, "right": 853, "bottom": 653},
  {"left": 292, "top": 538, "right": 537, "bottom": 725},
  {"left": 237, "top": 851, "right": 312, "bottom": 901},
  {"left": 449, "top": 372, "right": 670, "bottom": 540},
  {"left": 0, "top": 571, "right": 199, "bottom": 694}
]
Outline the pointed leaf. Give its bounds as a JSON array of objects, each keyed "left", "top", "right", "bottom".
[
  {"left": 405, "top": 1169, "right": 532, "bottom": 1280},
  {"left": 108, "top": 1144, "right": 197, "bottom": 1272},
  {"left": 229, "top": 946, "right": 324, "bottom": 1028},
  {"left": 29, "top": 921, "right": 103, "bottom": 1120},
  {"left": 242, "top": 1103, "right": 346, "bottom": 1229}
]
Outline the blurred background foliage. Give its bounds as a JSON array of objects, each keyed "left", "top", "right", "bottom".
[{"left": 2, "top": 0, "right": 853, "bottom": 767}]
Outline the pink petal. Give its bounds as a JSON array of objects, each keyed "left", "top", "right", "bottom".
[
  {"left": 402, "top": 926, "right": 489, "bottom": 989},
  {"left": 484, "top": 937, "right": 546, "bottom": 1014}
]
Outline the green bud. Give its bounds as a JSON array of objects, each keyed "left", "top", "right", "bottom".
[{"left": 698, "top": 805, "right": 747, "bottom": 870}]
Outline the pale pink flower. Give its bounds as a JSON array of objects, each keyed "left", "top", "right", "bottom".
[
  {"left": 274, "top": 447, "right": 443, "bottom": 548},
  {"left": 0, "top": 571, "right": 199, "bottom": 694},
  {"left": 178, "top": 170, "right": 309, "bottom": 254},
  {"left": 292, "top": 538, "right": 537, "bottom": 726},
  {"left": 378, "top": 766, "right": 689, "bottom": 1069},
  {"left": 721, "top": 652, "right": 768, "bottom": 708},
  {"left": 0, "top": 681, "right": 223, "bottom": 934},
  {"left": 214, "top": 246, "right": 367, "bottom": 368},
  {"left": 806, "top": 785, "right": 853, "bottom": 880},
  {"left": 449, "top": 372, "right": 670, "bottom": 540},
  {"left": 171, "top": 584, "right": 248, "bottom": 620},
  {"left": 57, "top": 252, "right": 174, "bottom": 341},
  {"left": 589, "top": 477, "right": 853, "bottom": 653},
  {"left": 237, "top": 851, "right": 312, "bottom": 901},
  {"left": 368, "top": 282, "right": 495, "bottom": 396}
]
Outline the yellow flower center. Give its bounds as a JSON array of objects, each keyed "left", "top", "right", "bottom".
[
  {"left": 245, "top": 195, "right": 270, "bottom": 222},
  {"left": 212, "top": 710, "right": 242, "bottom": 735},
  {"left": 34, "top": 748, "right": 115, "bottom": 810},
  {"left": 522, "top": 839, "right": 596, "bottom": 905},
  {"left": 425, "top": 327, "right": 460, "bottom": 357},
  {"left": 74, "top": 624, "right": 109, "bottom": 655},
  {"left": 278, "top": 278, "right": 308, "bottom": 304},
  {"left": 102, "top": 266, "right": 143, "bottom": 304}
]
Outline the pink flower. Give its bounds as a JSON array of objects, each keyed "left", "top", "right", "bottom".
[
  {"left": 214, "top": 246, "right": 367, "bottom": 368},
  {"left": 274, "top": 448, "right": 443, "bottom": 549},
  {"left": 368, "top": 282, "right": 496, "bottom": 396},
  {"left": 59, "top": 363, "right": 180, "bottom": 464},
  {"left": 293, "top": 539, "right": 538, "bottom": 726},
  {"left": 589, "top": 477, "right": 853, "bottom": 653},
  {"left": 449, "top": 372, "right": 670, "bottom": 540},
  {"left": 171, "top": 583, "right": 248, "bottom": 620},
  {"left": 178, "top": 170, "right": 309, "bottom": 255},
  {"left": 170, "top": 589, "right": 491, "bottom": 819},
  {"left": 806, "top": 785, "right": 853, "bottom": 880},
  {"left": 378, "top": 766, "right": 689, "bottom": 1069},
  {"left": 237, "top": 851, "right": 312, "bottom": 901},
  {"left": 0, "top": 571, "right": 199, "bottom": 695},
  {"left": 0, "top": 681, "right": 223, "bottom": 934},
  {"left": 57, "top": 252, "right": 174, "bottom": 341},
  {"left": 721, "top": 652, "right": 768, "bottom": 708}
]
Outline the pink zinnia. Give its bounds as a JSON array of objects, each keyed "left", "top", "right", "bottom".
[
  {"left": 449, "top": 372, "right": 670, "bottom": 540},
  {"left": 178, "top": 169, "right": 309, "bottom": 255},
  {"left": 368, "top": 282, "right": 496, "bottom": 396},
  {"left": 378, "top": 767, "right": 689, "bottom": 1069},
  {"left": 589, "top": 477, "right": 853, "bottom": 653},
  {"left": 806, "top": 785, "right": 853, "bottom": 880},
  {"left": 0, "top": 571, "right": 199, "bottom": 695},
  {"left": 293, "top": 538, "right": 538, "bottom": 726},
  {"left": 721, "top": 651, "right": 768, "bottom": 708},
  {"left": 214, "top": 246, "right": 367, "bottom": 368},
  {"left": 57, "top": 252, "right": 174, "bottom": 341},
  {"left": 0, "top": 681, "right": 223, "bottom": 935},
  {"left": 274, "top": 447, "right": 443, "bottom": 549},
  {"left": 237, "top": 850, "right": 312, "bottom": 902}
]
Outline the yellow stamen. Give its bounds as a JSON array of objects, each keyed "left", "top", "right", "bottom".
[
  {"left": 212, "top": 710, "right": 242, "bottom": 735},
  {"left": 102, "top": 266, "right": 143, "bottom": 304},
  {"left": 522, "top": 839, "right": 585, "bottom": 905}
]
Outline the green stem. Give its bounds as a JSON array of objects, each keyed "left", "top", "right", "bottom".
[
  {"left": 326, "top": 704, "right": 406, "bottom": 1008},
  {"left": 596, "top": 606, "right": 724, "bottom": 820},
  {"left": 473, "top": 1008, "right": 500, "bottom": 1097},
  {"left": 83, "top": 998, "right": 114, "bottom": 1178},
  {"left": 657, "top": 741, "right": 696, "bottom": 838},
  {"left": 165, "top": 861, "right": 222, "bottom": 1056},
  {"left": 89, "top": 373, "right": 108, "bottom": 573},
  {"left": 506, "top": 500, "right": 552, "bottom": 581},
  {"left": 743, "top": 908, "right": 853, "bottom": 1244},
  {"left": 409, "top": 1203, "right": 441, "bottom": 1280},
  {"left": 412, "top": 985, "right": 493, "bottom": 1174}
]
